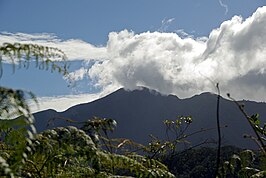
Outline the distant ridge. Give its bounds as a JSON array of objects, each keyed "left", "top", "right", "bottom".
[{"left": 33, "top": 87, "right": 266, "bottom": 149}]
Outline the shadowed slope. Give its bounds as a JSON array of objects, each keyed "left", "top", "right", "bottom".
[{"left": 33, "top": 87, "right": 266, "bottom": 149}]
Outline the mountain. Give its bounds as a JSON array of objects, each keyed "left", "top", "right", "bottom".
[{"left": 33, "top": 87, "right": 266, "bottom": 149}]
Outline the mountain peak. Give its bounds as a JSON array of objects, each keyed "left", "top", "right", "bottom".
[
  {"left": 189, "top": 92, "right": 218, "bottom": 100},
  {"left": 115, "top": 86, "right": 179, "bottom": 99}
]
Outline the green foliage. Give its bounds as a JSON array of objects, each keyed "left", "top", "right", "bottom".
[
  {"left": 247, "top": 113, "right": 266, "bottom": 143},
  {"left": 251, "top": 171, "right": 266, "bottom": 178},
  {"left": 0, "top": 109, "right": 174, "bottom": 177},
  {"left": 81, "top": 117, "right": 117, "bottom": 151},
  {"left": 0, "top": 43, "right": 68, "bottom": 121},
  {"left": 0, "top": 117, "right": 34, "bottom": 177},
  {"left": 0, "top": 42, "right": 68, "bottom": 76},
  {"left": 0, "top": 156, "right": 13, "bottom": 177},
  {"left": 0, "top": 42, "right": 69, "bottom": 177},
  {"left": 0, "top": 87, "right": 36, "bottom": 120},
  {"left": 220, "top": 149, "right": 266, "bottom": 178},
  {"left": 24, "top": 126, "right": 98, "bottom": 177},
  {"left": 0, "top": 125, "right": 175, "bottom": 177},
  {"left": 162, "top": 146, "right": 242, "bottom": 178}
]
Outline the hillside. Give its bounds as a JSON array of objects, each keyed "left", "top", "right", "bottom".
[{"left": 33, "top": 87, "right": 266, "bottom": 149}]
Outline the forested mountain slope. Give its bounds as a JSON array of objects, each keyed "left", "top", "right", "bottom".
[{"left": 33, "top": 87, "right": 266, "bottom": 149}]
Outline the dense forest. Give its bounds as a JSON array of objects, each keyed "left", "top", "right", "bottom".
[{"left": 0, "top": 43, "right": 266, "bottom": 177}]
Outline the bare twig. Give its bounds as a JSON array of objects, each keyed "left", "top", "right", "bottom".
[
  {"left": 170, "top": 139, "right": 215, "bottom": 158},
  {"left": 179, "top": 125, "right": 227, "bottom": 140},
  {"left": 25, "top": 159, "right": 42, "bottom": 178},
  {"left": 215, "top": 83, "right": 221, "bottom": 177}
]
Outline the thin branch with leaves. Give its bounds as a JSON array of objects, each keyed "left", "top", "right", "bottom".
[{"left": 227, "top": 93, "right": 266, "bottom": 155}]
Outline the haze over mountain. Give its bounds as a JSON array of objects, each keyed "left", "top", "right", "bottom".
[{"left": 33, "top": 87, "right": 266, "bottom": 149}]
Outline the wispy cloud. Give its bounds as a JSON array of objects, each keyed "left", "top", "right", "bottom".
[
  {"left": 29, "top": 87, "right": 118, "bottom": 112},
  {"left": 218, "top": 0, "right": 229, "bottom": 15},
  {"left": 175, "top": 29, "right": 194, "bottom": 38},
  {"left": 158, "top": 18, "right": 175, "bottom": 32},
  {"left": 65, "top": 67, "right": 88, "bottom": 81},
  {"left": 2, "top": 6, "right": 266, "bottom": 112},
  {"left": 0, "top": 32, "right": 108, "bottom": 61},
  {"left": 29, "top": 94, "right": 97, "bottom": 112}
]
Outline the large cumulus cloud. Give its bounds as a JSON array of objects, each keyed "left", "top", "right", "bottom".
[
  {"left": 89, "top": 30, "right": 207, "bottom": 97},
  {"left": 88, "top": 6, "right": 266, "bottom": 101}
]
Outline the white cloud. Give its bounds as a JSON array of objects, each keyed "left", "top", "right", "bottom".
[
  {"left": 175, "top": 29, "right": 194, "bottom": 38},
  {"left": 0, "top": 32, "right": 108, "bottom": 61},
  {"left": 29, "top": 94, "right": 94, "bottom": 113},
  {"left": 89, "top": 30, "right": 206, "bottom": 96},
  {"left": 158, "top": 18, "right": 175, "bottom": 32},
  {"left": 65, "top": 67, "right": 88, "bottom": 81},
  {"left": 88, "top": 6, "right": 266, "bottom": 101},
  {"left": 29, "top": 86, "right": 118, "bottom": 112},
  {"left": 2, "top": 6, "right": 266, "bottom": 110},
  {"left": 218, "top": 0, "right": 229, "bottom": 15}
]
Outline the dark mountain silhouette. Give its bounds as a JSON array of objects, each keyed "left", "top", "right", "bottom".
[{"left": 33, "top": 87, "right": 266, "bottom": 149}]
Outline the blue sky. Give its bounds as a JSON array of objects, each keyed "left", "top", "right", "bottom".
[
  {"left": 1, "top": 0, "right": 264, "bottom": 44},
  {"left": 0, "top": 0, "right": 266, "bottom": 111}
]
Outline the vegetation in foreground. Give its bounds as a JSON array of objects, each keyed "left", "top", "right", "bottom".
[
  {"left": 0, "top": 116, "right": 266, "bottom": 177},
  {"left": 0, "top": 120, "right": 175, "bottom": 177}
]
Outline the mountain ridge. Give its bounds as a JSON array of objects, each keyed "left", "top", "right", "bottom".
[{"left": 33, "top": 87, "right": 266, "bottom": 149}]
